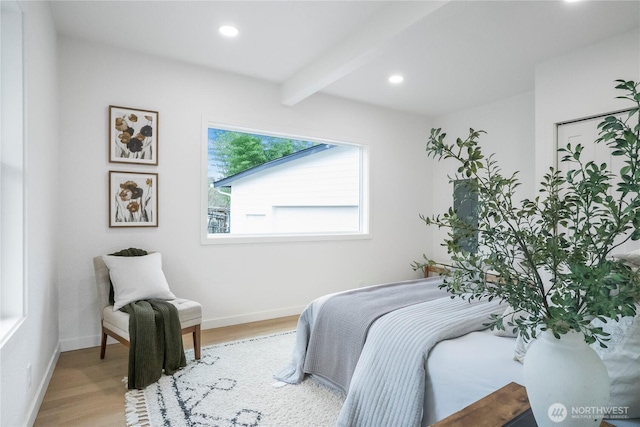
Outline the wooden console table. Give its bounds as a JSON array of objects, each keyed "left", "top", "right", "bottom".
[{"left": 430, "top": 382, "right": 615, "bottom": 427}]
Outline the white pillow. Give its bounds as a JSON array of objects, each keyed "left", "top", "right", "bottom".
[
  {"left": 492, "top": 305, "right": 523, "bottom": 338},
  {"left": 612, "top": 252, "right": 640, "bottom": 269},
  {"left": 513, "top": 328, "right": 537, "bottom": 363},
  {"left": 590, "top": 305, "right": 640, "bottom": 417},
  {"left": 102, "top": 252, "right": 175, "bottom": 310}
]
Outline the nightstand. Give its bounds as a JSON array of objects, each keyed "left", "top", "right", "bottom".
[{"left": 430, "top": 382, "right": 615, "bottom": 427}]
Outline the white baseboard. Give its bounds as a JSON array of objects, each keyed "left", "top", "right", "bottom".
[
  {"left": 201, "top": 305, "right": 305, "bottom": 330},
  {"left": 60, "top": 305, "right": 306, "bottom": 352},
  {"left": 25, "top": 342, "right": 60, "bottom": 427},
  {"left": 60, "top": 334, "right": 102, "bottom": 352}
]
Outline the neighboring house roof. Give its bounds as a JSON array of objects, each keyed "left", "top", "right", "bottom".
[{"left": 213, "top": 143, "right": 335, "bottom": 187}]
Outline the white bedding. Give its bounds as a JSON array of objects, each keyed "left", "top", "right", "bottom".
[
  {"left": 424, "top": 330, "right": 640, "bottom": 427},
  {"left": 423, "top": 329, "right": 524, "bottom": 425}
]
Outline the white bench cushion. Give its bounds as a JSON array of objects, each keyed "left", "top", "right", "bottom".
[{"left": 102, "top": 298, "right": 202, "bottom": 341}]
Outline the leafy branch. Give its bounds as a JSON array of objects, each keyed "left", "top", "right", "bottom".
[{"left": 415, "top": 79, "right": 640, "bottom": 346}]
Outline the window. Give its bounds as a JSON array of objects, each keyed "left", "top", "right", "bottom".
[
  {"left": 1, "top": 0, "right": 25, "bottom": 343},
  {"left": 202, "top": 123, "right": 369, "bottom": 243}
]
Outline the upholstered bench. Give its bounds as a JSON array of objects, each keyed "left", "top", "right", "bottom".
[{"left": 93, "top": 253, "right": 202, "bottom": 360}]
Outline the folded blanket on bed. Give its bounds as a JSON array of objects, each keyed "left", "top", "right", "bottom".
[
  {"left": 273, "top": 277, "right": 446, "bottom": 387},
  {"left": 123, "top": 299, "right": 186, "bottom": 389},
  {"left": 337, "top": 296, "right": 502, "bottom": 427},
  {"left": 303, "top": 278, "right": 449, "bottom": 392}
]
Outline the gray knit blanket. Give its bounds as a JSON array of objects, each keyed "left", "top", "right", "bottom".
[
  {"left": 274, "top": 277, "right": 502, "bottom": 427},
  {"left": 303, "top": 278, "right": 449, "bottom": 392},
  {"left": 273, "top": 277, "right": 446, "bottom": 387},
  {"left": 336, "top": 296, "right": 502, "bottom": 427}
]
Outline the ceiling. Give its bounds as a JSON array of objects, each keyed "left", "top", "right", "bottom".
[{"left": 49, "top": 0, "right": 640, "bottom": 118}]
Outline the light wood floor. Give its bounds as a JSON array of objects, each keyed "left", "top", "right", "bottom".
[{"left": 34, "top": 316, "right": 299, "bottom": 427}]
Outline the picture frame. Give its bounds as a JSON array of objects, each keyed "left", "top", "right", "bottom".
[
  {"left": 109, "top": 105, "right": 158, "bottom": 165},
  {"left": 109, "top": 171, "right": 158, "bottom": 227}
]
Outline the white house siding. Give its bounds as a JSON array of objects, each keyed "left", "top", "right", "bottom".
[{"left": 225, "top": 145, "right": 361, "bottom": 234}]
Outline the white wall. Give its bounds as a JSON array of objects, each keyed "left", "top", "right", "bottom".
[
  {"left": 535, "top": 28, "right": 640, "bottom": 184},
  {"left": 418, "top": 28, "right": 640, "bottom": 266},
  {"left": 57, "top": 37, "right": 433, "bottom": 351},
  {"left": 425, "top": 91, "right": 536, "bottom": 263},
  {"left": 0, "top": 2, "right": 60, "bottom": 426}
]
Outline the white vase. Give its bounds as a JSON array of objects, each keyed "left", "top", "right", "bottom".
[{"left": 523, "top": 329, "right": 610, "bottom": 427}]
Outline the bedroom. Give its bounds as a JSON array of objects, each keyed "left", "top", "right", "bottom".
[{"left": 1, "top": 1, "right": 639, "bottom": 426}]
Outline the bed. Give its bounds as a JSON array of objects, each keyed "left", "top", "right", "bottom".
[{"left": 274, "top": 276, "right": 640, "bottom": 427}]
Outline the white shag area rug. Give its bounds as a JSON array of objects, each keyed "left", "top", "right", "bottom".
[{"left": 125, "top": 331, "right": 344, "bottom": 427}]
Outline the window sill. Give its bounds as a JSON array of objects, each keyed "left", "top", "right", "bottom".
[
  {"left": 0, "top": 316, "right": 25, "bottom": 348},
  {"left": 201, "top": 231, "right": 371, "bottom": 245}
]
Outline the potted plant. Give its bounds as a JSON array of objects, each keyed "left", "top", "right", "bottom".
[{"left": 415, "top": 80, "right": 640, "bottom": 426}]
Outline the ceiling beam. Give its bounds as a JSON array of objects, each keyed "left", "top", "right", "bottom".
[{"left": 280, "top": 1, "right": 449, "bottom": 107}]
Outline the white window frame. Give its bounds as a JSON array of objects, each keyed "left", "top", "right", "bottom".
[
  {"left": 1, "top": 0, "right": 26, "bottom": 346},
  {"left": 200, "top": 118, "right": 370, "bottom": 244}
]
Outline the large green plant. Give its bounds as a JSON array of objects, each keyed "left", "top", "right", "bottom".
[{"left": 416, "top": 80, "right": 640, "bottom": 346}]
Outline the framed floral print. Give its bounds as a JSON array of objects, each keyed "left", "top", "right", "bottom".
[
  {"left": 109, "top": 171, "right": 158, "bottom": 227},
  {"left": 109, "top": 105, "right": 158, "bottom": 165}
]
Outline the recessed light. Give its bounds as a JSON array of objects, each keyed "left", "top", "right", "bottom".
[
  {"left": 219, "top": 25, "right": 239, "bottom": 37},
  {"left": 389, "top": 75, "right": 404, "bottom": 84}
]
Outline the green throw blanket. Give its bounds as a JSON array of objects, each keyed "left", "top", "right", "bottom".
[
  {"left": 110, "top": 248, "right": 186, "bottom": 390},
  {"left": 122, "top": 299, "right": 186, "bottom": 389}
]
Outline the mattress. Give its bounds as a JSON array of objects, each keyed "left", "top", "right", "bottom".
[{"left": 423, "top": 329, "right": 523, "bottom": 425}]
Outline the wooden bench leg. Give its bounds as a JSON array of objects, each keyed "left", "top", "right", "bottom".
[
  {"left": 100, "top": 329, "right": 108, "bottom": 359},
  {"left": 193, "top": 324, "right": 201, "bottom": 360}
]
